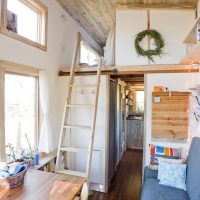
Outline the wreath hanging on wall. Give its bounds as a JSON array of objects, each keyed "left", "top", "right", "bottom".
[{"left": 134, "top": 30, "right": 165, "bottom": 62}]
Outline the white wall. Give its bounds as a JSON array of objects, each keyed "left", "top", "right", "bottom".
[
  {"left": 58, "top": 75, "right": 109, "bottom": 192},
  {"left": 0, "top": 0, "right": 103, "bottom": 149},
  {"left": 115, "top": 9, "right": 199, "bottom": 167},
  {"left": 144, "top": 73, "right": 200, "bottom": 166},
  {"left": 115, "top": 10, "right": 195, "bottom": 66}
]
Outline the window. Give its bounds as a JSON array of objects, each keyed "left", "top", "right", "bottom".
[
  {"left": 136, "top": 90, "right": 144, "bottom": 113},
  {"left": 1, "top": 0, "right": 47, "bottom": 51},
  {"left": 80, "top": 41, "right": 99, "bottom": 66},
  {"left": 5, "top": 73, "right": 38, "bottom": 156}
]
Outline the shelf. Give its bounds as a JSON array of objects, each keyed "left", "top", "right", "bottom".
[
  {"left": 58, "top": 64, "right": 199, "bottom": 76},
  {"left": 184, "top": 15, "right": 200, "bottom": 44}
]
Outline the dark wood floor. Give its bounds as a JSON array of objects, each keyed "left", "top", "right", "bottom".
[{"left": 89, "top": 149, "right": 143, "bottom": 200}]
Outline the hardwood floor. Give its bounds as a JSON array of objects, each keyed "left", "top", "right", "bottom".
[{"left": 89, "top": 149, "right": 143, "bottom": 200}]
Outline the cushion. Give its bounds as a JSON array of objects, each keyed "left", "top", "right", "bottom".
[
  {"left": 186, "top": 137, "right": 200, "bottom": 200},
  {"left": 141, "top": 178, "right": 189, "bottom": 200},
  {"left": 157, "top": 158, "right": 184, "bottom": 179},
  {"left": 149, "top": 144, "right": 181, "bottom": 170},
  {"left": 157, "top": 157, "right": 184, "bottom": 164},
  {"left": 144, "top": 167, "right": 158, "bottom": 182},
  {"left": 158, "top": 162, "right": 187, "bottom": 191}
]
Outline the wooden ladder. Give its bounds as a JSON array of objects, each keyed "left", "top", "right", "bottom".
[{"left": 55, "top": 32, "right": 102, "bottom": 199}]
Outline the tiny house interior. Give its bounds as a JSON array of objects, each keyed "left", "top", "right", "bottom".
[{"left": 0, "top": 0, "right": 200, "bottom": 200}]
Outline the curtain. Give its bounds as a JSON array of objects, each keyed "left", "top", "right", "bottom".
[
  {"left": 38, "top": 70, "right": 54, "bottom": 153},
  {"left": 0, "top": 67, "right": 5, "bottom": 162},
  {"left": 104, "top": 26, "right": 115, "bottom": 66}
]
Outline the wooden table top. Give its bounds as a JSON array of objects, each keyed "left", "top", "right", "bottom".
[{"left": 0, "top": 169, "right": 85, "bottom": 200}]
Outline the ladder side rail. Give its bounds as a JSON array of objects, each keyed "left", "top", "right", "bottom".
[
  {"left": 85, "top": 57, "right": 103, "bottom": 181},
  {"left": 55, "top": 32, "right": 81, "bottom": 170}
]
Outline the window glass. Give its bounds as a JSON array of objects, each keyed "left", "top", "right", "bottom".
[
  {"left": 5, "top": 74, "right": 37, "bottom": 155},
  {"left": 7, "top": 0, "right": 38, "bottom": 42},
  {"left": 136, "top": 91, "right": 144, "bottom": 113},
  {"left": 80, "top": 42, "right": 99, "bottom": 66}
]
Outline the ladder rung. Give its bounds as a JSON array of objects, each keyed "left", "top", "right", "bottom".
[
  {"left": 60, "top": 147, "right": 88, "bottom": 153},
  {"left": 66, "top": 104, "right": 94, "bottom": 108},
  {"left": 63, "top": 125, "right": 92, "bottom": 130},
  {"left": 70, "top": 84, "right": 96, "bottom": 87},
  {"left": 56, "top": 169, "right": 86, "bottom": 178}
]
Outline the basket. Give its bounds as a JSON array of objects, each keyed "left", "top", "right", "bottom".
[{"left": 0, "top": 165, "right": 28, "bottom": 189}]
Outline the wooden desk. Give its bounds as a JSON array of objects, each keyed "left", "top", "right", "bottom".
[{"left": 0, "top": 169, "right": 85, "bottom": 200}]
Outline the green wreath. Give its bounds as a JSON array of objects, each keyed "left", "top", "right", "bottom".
[{"left": 134, "top": 30, "right": 165, "bottom": 62}]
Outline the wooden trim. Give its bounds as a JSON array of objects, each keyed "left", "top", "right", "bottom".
[
  {"left": 0, "top": 0, "right": 48, "bottom": 51},
  {"left": 115, "top": 3, "right": 197, "bottom": 11},
  {"left": 0, "top": 60, "right": 39, "bottom": 76},
  {"left": 58, "top": 64, "right": 199, "bottom": 76},
  {"left": 0, "top": 67, "right": 5, "bottom": 162}
]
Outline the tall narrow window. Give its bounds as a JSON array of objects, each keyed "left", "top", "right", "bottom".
[
  {"left": 5, "top": 74, "right": 38, "bottom": 155},
  {"left": 1, "top": 0, "right": 47, "bottom": 50}
]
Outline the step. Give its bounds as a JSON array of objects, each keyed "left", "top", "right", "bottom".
[
  {"left": 56, "top": 169, "right": 86, "bottom": 178},
  {"left": 60, "top": 147, "right": 88, "bottom": 153},
  {"left": 70, "top": 84, "right": 96, "bottom": 88},
  {"left": 66, "top": 104, "right": 94, "bottom": 108},
  {"left": 63, "top": 125, "right": 92, "bottom": 130}
]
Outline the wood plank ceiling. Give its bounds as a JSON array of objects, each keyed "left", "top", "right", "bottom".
[{"left": 56, "top": 0, "right": 197, "bottom": 47}]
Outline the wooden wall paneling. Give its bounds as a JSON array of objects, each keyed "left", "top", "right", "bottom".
[{"left": 152, "top": 92, "right": 190, "bottom": 140}]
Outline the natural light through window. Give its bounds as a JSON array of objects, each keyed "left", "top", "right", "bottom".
[
  {"left": 5, "top": 74, "right": 37, "bottom": 155},
  {"left": 136, "top": 91, "right": 144, "bottom": 113},
  {"left": 7, "top": 0, "right": 39, "bottom": 42},
  {"left": 80, "top": 42, "right": 99, "bottom": 66}
]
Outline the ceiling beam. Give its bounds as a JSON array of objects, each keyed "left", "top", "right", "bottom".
[
  {"left": 115, "top": 3, "right": 197, "bottom": 10},
  {"left": 58, "top": 64, "right": 199, "bottom": 76}
]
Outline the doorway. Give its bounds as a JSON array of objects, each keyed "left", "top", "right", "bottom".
[
  {"left": 108, "top": 74, "right": 145, "bottom": 199},
  {"left": 90, "top": 74, "right": 145, "bottom": 200}
]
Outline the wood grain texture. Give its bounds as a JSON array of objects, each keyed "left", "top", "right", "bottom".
[
  {"left": 59, "top": 64, "right": 199, "bottom": 76},
  {"left": 0, "top": 169, "right": 85, "bottom": 200},
  {"left": 56, "top": 0, "right": 197, "bottom": 46},
  {"left": 56, "top": 0, "right": 115, "bottom": 46},
  {"left": 152, "top": 92, "right": 190, "bottom": 140},
  {"left": 127, "top": 120, "right": 144, "bottom": 149},
  {"left": 89, "top": 149, "right": 143, "bottom": 200}
]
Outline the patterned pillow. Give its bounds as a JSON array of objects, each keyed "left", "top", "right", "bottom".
[
  {"left": 158, "top": 161, "right": 187, "bottom": 191},
  {"left": 149, "top": 144, "right": 180, "bottom": 170}
]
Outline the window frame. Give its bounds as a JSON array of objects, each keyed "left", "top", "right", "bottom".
[
  {"left": 0, "top": 60, "right": 39, "bottom": 162},
  {"left": 0, "top": 0, "right": 48, "bottom": 51}
]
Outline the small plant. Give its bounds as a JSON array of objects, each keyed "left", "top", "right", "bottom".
[{"left": 5, "top": 143, "right": 16, "bottom": 161}]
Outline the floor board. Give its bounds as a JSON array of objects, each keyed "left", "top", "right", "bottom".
[{"left": 89, "top": 149, "right": 143, "bottom": 200}]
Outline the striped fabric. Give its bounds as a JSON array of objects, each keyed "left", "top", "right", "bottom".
[{"left": 149, "top": 144, "right": 180, "bottom": 170}]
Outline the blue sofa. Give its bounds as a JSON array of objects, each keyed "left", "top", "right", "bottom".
[{"left": 141, "top": 137, "right": 200, "bottom": 200}]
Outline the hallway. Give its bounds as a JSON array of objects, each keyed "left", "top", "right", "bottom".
[{"left": 89, "top": 149, "right": 143, "bottom": 200}]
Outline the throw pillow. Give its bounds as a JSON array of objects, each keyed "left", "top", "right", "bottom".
[
  {"left": 149, "top": 144, "right": 180, "bottom": 170},
  {"left": 158, "top": 161, "right": 187, "bottom": 191},
  {"left": 157, "top": 158, "right": 184, "bottom": 179}
]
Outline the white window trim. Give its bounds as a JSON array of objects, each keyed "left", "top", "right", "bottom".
[{"left": 0, "top": 0, "right": 48, "bottom": 51}]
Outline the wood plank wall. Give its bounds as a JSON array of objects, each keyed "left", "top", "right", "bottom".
[{"left": 152, "top": 92, "right": 190, "bottom": 140}]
